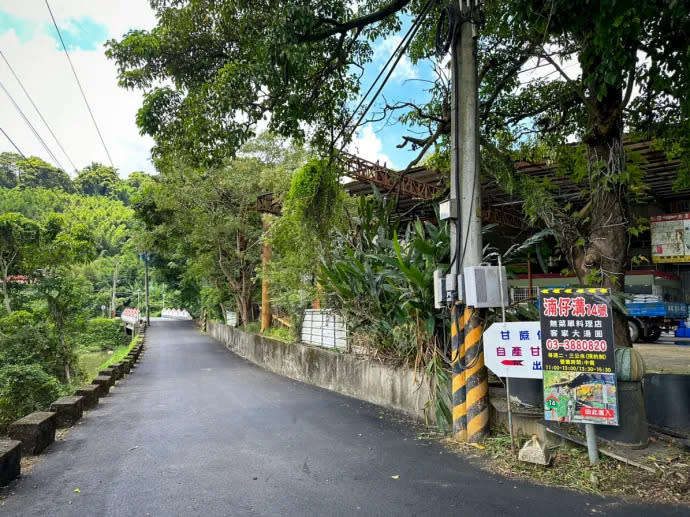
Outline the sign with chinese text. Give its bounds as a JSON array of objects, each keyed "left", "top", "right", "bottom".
[
  {"left": 650, "top": 213, "right": 690, "bottom": 263},
  {"left": 484, "top": 321, "right": 543, "bottom": 379},
  {"left": 539, "top": 288, "right": 619, "bottom": 426}
]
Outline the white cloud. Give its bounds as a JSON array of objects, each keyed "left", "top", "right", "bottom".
[
  {"left": 0, "top": 1, "right": 157, "bottom": 177},
  {"left": 0, "top": 0, "right": 156, "bottom": 39},
  {"left": 347, "top": 124, "right": 397, "bottom": 169},
  {"left": 374, "top": 35, "right": 418, "bottom": 82}
]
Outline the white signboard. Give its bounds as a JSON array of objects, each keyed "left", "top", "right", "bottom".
[
  {"left": 484, "top": 321, "right": 543, "bottom": 379},
  {"left": 650, "top": 213, "right": 690, "bottom": 263},
  {"left": 301, "top": 309, "right": 347, "bottom": 350},
  {"left": 226, "top": 311, "right": 238, "bottom": 327}
]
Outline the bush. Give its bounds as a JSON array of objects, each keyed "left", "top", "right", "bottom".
[
  {"left": 76, "top": 318, "right": 126, "bottom": 352},
  {"left": 0, "top": 310, "right": 35, "bottom": 332},
  {"left": 0, "top": 364, "right": 63, "bottom": 431},
  {"left": 0, "top": 313, "right": 64, "bottom": 377}
]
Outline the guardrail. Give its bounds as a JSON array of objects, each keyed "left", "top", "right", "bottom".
[
  {"left": 120, "top": 308, "right": 141, "bottom": 326},
  {"left": 161, "top": 308, "right": 193, "bottom": 320}
]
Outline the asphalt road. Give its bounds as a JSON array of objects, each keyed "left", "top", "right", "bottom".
[{"left": 0, "top": 320, "right": 685, "bottom": 516}]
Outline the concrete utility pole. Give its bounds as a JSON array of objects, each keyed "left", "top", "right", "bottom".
[
  {"left": 260, "top": 216, "right": 272, "bottom": 333},
  {"left": 450, "top": 0, "right": 489, "bottom": 443},
  {"left": 111, "top": 260, "right": 119, "bottom": 318},
  {"left": 144, "top": 253, "right": 150, "bottom": 326}
]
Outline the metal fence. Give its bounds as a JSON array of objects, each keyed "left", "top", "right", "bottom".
[
  {"left": 301, "top": 309, "right": 347, "bottom": 350},
  {"left": 510, "top": 286, "right": 540, "bottom": 304}
]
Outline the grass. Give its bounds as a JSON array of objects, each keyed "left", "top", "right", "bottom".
[
  {"left": 240, "top": 322, "right": 293, "bottom": 343},
  {"left": 440, "top": 428, "right": 689, "bottom": 505},
  {"left": 78, "top": 333, "right": 140, "bottom": 381}
]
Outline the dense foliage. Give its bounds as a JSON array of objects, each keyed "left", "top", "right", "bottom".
[
  {"left": 108, "top": 0, "right": 690, "bottom": 349},
  {"left": 0, "top": 157, "right": 160, "bottom": 429}
]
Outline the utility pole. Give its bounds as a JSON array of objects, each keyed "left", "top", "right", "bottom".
[
  {"left": 260, "top": 215, "right": 272, "bottom": 333},
  {"left": 144, "top": 252, "right": 150, "bottom": 326},
  {"left": 450, "top": 0, "right": 489, "bottom": 443},
  {"left": 111, "top": 260, "right": 119, "bottom": 318}
]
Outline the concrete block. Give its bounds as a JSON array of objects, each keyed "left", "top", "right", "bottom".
[
  {"left": 50, "top": 396, "right": 84, "bottom": 427},
  {"left": 518, "top": 436, "right": 552, "bottom": 466},
  {"left": 92, "top": 376, "right": 111, "bottom": 395},
  {"left": 98, "top": 369, "right": 116, "bottom": 386},
  {"left": 8, "top": 412, "right": 56, "bottom": 455},
  {"left": 0, "top": 439, "right": 21, "bottom": 486},
  {"left": 118, "top": 359, "right": 131, "bottom": 374},
  {"left": 107, "top": 363, "right": 122, "bottom": 380},
  {"left": 75, "top": 385, "right": 99, "bottom": 409}
]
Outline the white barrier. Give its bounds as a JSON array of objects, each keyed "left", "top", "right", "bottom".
[
  {"left": 301, "top": 309, "right": 347, "bottom": 350},
  {"left": 120, "top": 308, "right": 141, "bottom": 325},
  {"left": 161, "top": 308, "right": 193, "bottom": 320}
]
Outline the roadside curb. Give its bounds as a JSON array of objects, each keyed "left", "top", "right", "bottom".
[{"left": 0, "top": 328, "right": 148, "bottom": 487}]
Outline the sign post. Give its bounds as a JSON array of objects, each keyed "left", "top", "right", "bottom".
[{"left": 539, "top": 288, "right": 619, "bottom": 464}]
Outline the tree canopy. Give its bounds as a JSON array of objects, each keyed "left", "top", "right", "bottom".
[{"left": 108, "top": 0, "right": 690, "bottom": 347}]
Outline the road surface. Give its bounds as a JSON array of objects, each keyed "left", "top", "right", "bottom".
[{"left": 0, "top": 320, "right": 684, "bottom": 516}]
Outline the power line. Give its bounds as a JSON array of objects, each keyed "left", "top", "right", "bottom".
[
  {"left": 0, "top": 78, "right": 66, "bottom": 170},
  {"left": 335, "top": 0, "right": 437, "bottom": 151},
  {"left": 0, "top": 126, "right": 27, "bottom": 158},
  {"left": 0, "top": 49, "right": 79, "bottom": 173},
  {"left": 45, "top": 0, "right": 114, "bottom": 169}
]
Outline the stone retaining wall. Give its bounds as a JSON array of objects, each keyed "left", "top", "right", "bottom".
[{"left": 207, "top": 321, "right": 432, "bottom": 421}]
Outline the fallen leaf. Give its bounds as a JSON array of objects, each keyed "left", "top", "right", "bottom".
[
  {"left": 74, "top": 489, "right": 80, "bottom": 493},
  {"left": 470, "top": 443, "right": 485, "bottom": 450},
  {"left": 391, "top": 475, "right": 399, "bottom": 480}
]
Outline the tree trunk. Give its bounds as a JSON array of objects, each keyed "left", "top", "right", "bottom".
[
  {"left": 60, "top": 333, "right": 71, "bottom": 384},
  {"left": 1, "top": 264, "right": 11, "bottom": 315},
  {"left": 581, "top": 85, "right": 632, "bottom": 347},
  {"left": 236, "top": 293, "right": 252, "bottom": 327}
]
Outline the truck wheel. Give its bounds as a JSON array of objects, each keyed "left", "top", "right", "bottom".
[
  {"left": 643, "top": 326, "right": 661, "bottom": 343},
  {"left": 628, "top": 321, "right": 641, "bottom": 343}
]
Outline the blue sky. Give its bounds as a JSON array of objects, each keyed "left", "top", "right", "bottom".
[
  {"left": 349, "top": 27, "right": 441, "bottom": 170},
  {"left": 49, "top": 16, "right": 108, "bottom": 51},
  {"left": 0, "top": 9, "right": 108, "bottom": 50}
]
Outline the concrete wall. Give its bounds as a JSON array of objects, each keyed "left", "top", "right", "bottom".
[{"left": 207, "top": 321, "right": 432, "bottom": 421}]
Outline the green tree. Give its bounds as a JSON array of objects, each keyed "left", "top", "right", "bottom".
[
  {"left": 148, "top": 158, "right": 264, "bottom": 325},
  {"left": 0, "top": 152, "right": 21, "bottom": 188},
  {"left": 105, "top": 1, "right": 413, "bottom": 165},
  {"left": 125, "top": 171, "right": 152, "bottom": 191},
  {"left": 73, "top": 163, "right": 124, "bottom": 199},
  {"left": 16, "top": 157, "right": 74, "bottom": 192},
  {"left": 0, "top": 213, "right": 40, "bottom": 314},
  {"left": 107, "top": 0, "right": 690, "bottom": 348},
  {"left": 36, "top": 215, "right": 96, "bottom": 382},
  {"left": 479, "top": 0, "right": 690, "bottom": 344}
]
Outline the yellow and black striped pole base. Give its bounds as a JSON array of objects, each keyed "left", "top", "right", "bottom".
[
  {"left": 464, "top": 307, "right": 489, "bottom": 443},
  {"left": 451, "top": 302, "right": 467, "bottom": 440}
]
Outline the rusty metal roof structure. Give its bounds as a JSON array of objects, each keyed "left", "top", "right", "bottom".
[
  {"left": 507, "top": 140, "right": 689, "bottom": 205},
  {"left": 257, "top": 140, "right": 688, "bottom": 228}
]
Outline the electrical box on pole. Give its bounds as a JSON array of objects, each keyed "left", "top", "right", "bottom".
[{"left": 463, "top": 266, "right": 509, "bottom": 308}]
